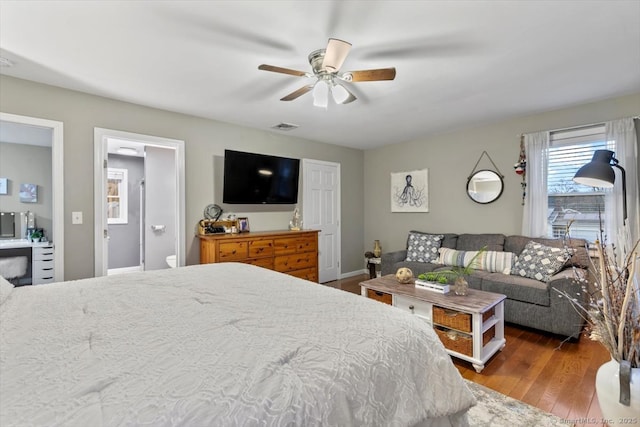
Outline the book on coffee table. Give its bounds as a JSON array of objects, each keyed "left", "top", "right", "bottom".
[{"left": 414, "top": 279, "right": 450, "bottom": 294}]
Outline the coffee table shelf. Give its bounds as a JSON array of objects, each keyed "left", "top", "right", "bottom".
[{"left": 360, "top": 274, "right": 506, "bottom": 373}]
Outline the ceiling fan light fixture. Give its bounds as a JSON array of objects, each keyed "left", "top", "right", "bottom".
[
  {"left": 322, "top": 38, "right": 352, "bottom": 72},
  {"left": 312, "top": 80, "right": 329, "bottom": 109},
  {"left": 331, "top": 83, "right": 350, "bottom": 104}
]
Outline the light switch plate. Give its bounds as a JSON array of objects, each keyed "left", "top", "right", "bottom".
[{"left": 72, "top": 211, "right": 83, "bottom": 225}]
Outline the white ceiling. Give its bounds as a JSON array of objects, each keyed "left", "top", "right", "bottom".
[{"left": 1, "top": 1, "right": 639, "bottom": 150}]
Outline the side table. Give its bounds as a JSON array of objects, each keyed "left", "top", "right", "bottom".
[{"left": 366, "top": 257, "right": 381, "bottom": 279}]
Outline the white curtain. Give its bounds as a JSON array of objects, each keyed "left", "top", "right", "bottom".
[
  {"left": 521, "top": 131, "right": 550, "bottom": 237},
  {"left": 605, "top": 118, "right": 639, "bottom": 250}
]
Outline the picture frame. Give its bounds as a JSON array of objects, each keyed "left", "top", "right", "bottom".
[
  {"left": 0, "top": 178, "right": 7, "bottom": 195},
  {"left": 19, "top": 183, "right": 38, "bottom": 203},
  {"left": 390, "top": 169, "right": 429, "bottom": 212},
  {"left": 238, "top": 217, "right": 250, "bottom": 233}
]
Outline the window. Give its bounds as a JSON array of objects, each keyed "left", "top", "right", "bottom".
[
  {"left": 547, "top": 125, "right": 611, "bottom": 243},
  {"left": 107, "top": 168, "right": 128, "bottom": 224}
]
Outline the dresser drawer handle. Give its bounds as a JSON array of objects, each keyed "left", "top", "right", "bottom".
[
  {"left": 42, "top": 268, "right": 53, "bottom": 271},
  {"left": 409, "top": 305, "right": 414, "bottom": 310},
  {"left": 443, "top": 309, "right": 460, "bottom": 317},
  {"left": 374, "top": 291, "right": 384, "bottom": 296}
]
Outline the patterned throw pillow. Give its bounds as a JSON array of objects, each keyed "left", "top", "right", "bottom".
[
  {"left": 511, "top": 240, "right": 572, "bottom": 282},
  {"left": 437, "top": 248, "right": 516, "bottom": 275},
  {"left": 405, "top": 232, "right": 444, "bottom": 263}
]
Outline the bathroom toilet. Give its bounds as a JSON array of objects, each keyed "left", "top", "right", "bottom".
[{"left": 165, "top": 255, "right": 177, "bottom": 268}]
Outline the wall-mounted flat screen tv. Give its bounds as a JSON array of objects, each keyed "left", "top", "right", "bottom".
[{"left": 223, "top": 149, "right": 300, "bottom": 204}]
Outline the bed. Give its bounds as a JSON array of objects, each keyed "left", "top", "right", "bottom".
[{"left": 0, "top": 263, "right": 475, "bottom": 426}]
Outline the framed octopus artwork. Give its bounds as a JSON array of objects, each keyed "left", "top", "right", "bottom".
[{"left": 390, "top": 169, "right": 429, "bottom": 212}]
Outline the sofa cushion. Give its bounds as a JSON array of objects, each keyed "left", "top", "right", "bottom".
[
  {"left": 505, "top": 235, "right": 589, "bottom": 269},
  {"left": 437, "top": 247, "right": 516, "bottom": 275},
  {"left": 481, "top": 272, "right": 550, "bottom": 306},
  {"left": 510, "top": 240, "right": 572, "bottom": 282},
  {"left": 456, "top": 233, "right": 505, "bottom": 252},
  {"left": 405, "top": 231, "right": 444, "bottom": 263},
  {"left": 441, "top": 233, "right": 459, "bottom": 249}
]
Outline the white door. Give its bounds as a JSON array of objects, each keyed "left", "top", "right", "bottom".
[
  {"left": 302, "top": 159, "right": 340, "bottom": 283},
  {"left": 144, "top": 145, "right": 176, "bottom": 270}
]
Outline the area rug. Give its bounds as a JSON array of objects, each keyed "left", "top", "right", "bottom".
[{"left": 465, "top": 380, "right": 564, "bottom": 426}]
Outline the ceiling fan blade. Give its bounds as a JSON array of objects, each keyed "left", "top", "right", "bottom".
[
  {"left": 321, "top": 38, "right": 352, "bottom": 72},
  {"left": 258, "top": 64, "right": 308, "bottom": 77},
  {"left": 280, "top": 85, "right": 314, "bottom": 101},
  {"left": 345, "top": 68, "right": 396, "bottom": 82}
]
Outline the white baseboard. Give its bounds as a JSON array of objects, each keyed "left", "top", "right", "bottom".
[{"left": 339, "top": 269, "right": 368, "bottom": 279}]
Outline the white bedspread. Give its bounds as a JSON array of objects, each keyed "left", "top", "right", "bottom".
[{"left": 0, "top": 263, "right": 475, "bottom": 426}]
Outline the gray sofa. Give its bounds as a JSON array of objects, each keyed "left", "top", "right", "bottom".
[{"left": 381, "top": 232, "right": 589, "bottom": 338}]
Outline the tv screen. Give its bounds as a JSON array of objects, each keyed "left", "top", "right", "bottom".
[{"left": 223, "top": 150, "right": 300, "bottom": 204}]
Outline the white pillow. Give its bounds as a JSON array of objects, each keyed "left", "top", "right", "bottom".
[
  {"left": 0, "top": 275, "right": 15, "bottom": 305},
  {"left": 437, "top": 247, "right": 516, "bottom": 275}
]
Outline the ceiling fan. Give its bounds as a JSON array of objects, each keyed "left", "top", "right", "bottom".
[{"left": 258, "top": 38, "right": 396, "bottom": 107}]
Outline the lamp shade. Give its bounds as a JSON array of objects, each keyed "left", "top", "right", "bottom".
[
  {"left": 573, "top": 150, "right": 616, "bottom": 188},
  {"left": 331, "top": 83, "right": 350, "bottom": 104},
  {"left": 312, "top": 80, "right": 329, "bottom": 108}
]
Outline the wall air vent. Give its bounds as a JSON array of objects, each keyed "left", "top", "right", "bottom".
[{"left": 271, "top": 122, "right": 299, "bottom": 131}]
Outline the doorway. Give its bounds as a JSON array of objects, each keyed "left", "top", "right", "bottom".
[
  {"left": 302, "top": 159, "right": 341, "bottom": 283},
  {"left": 0, "top": 112, "right": 64, "bottom": 282},
  {"left": 94, "top": 128, "right": 185, "bottom": 277}
]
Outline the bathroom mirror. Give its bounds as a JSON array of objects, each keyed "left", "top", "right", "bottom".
[{"left": 466, "top": 170, "right": 504, "bottom": 204}]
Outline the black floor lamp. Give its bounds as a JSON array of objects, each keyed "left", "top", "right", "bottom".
[{"left": 573, "top": 149, "right": 627, "bottom": 222}]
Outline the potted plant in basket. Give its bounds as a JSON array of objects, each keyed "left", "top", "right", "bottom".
[{"left": 555, "top": 223, "right": 639, "bottom": 420}]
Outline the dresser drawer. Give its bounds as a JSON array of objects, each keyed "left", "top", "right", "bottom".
[
  {"left": 274, "top": 253, "right": 316, "bottom": 272},
  {"left": 33, "top": 246, "right": 55, "bottom": 261},
  {"left": 33, "top": 268, "right": 55, "bottom": 281},
  {"left": 218, "top": 242, "right": 248, "bottom": 261},
  {"left": 287, "top": 267, "right": 317, "bottom": 282},
  {"left": 273, "top": 237, "right": 300, "bottom": 255},
  {"left": 395, "top": 294, "right": 432, "bottom": 323},
  {"left": 243, "top": 257, "right": 274, "bottom": 270},
  {"left": 295, "top": 237, "right": 316, "bottom": 253},
  {"left": 248, "top": 239, "right": 274, "bottom": 258},
  {"left": 367, "top": 289, "right": 392, "bottom": 305},
  {"left": 33, "top": 276, "right": 55, "bottom": 285}
]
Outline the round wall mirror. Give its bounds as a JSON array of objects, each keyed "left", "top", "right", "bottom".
[{"left": 466, "top": 170, "right": 504, "bottom": 204}]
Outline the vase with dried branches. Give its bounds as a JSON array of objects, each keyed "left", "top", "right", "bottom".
[{"left": 555, "top": 223, "right": 639, "bottom": 421}]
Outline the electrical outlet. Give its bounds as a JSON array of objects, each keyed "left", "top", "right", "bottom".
[{"left": 72, "top": 211, "right": 83, "bottom": 225}]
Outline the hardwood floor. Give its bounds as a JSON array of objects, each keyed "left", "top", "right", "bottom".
[{"left": 323, "top": 274, "right": 610, "bottom": 427}]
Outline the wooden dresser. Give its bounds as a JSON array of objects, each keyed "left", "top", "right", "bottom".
[{"left": 199, "top": 230, "right": 319, "bottom": 282}]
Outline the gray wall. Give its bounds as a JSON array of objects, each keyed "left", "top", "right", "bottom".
[
  {"left": 0, "top": 75, "right": 364, "bottom": 280},
  {"left": 363, "top": 92, "right": 640, "bottom": 255},
  {"left": 107, "top": 153, "right": 143, "bottom": 269},
  {"left": 0, "top": 141, "right": 53, "bottom": 238}
]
